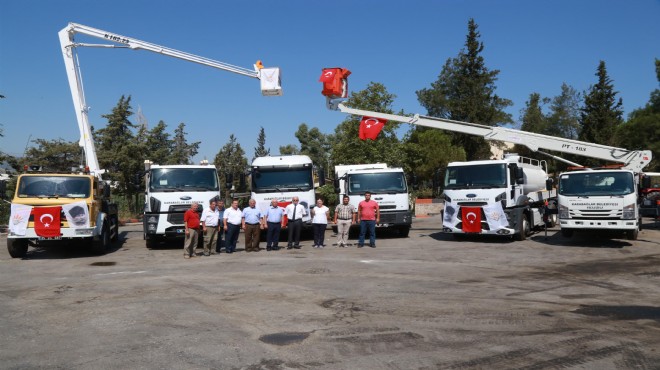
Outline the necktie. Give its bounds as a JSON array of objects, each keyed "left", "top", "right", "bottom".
[{"left": 292, "top": 205, "right": 296, "bottom": 221}]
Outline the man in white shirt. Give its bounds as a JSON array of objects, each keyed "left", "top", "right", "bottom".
[
  {"left": 223, "top": 200, "right": 242, "bottom": 254},
  {"left": 200, "top": 199, "right": 220, "bottom": 256},
  {"left": 284, "top": 197, "right": 307, "bottom": 249}
]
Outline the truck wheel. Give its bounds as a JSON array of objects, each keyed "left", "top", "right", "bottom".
[
  {"left": 7, "top": 238, "right": 29, "bottom": 258},
  {"left": 545, "top": 214, "right": 557, "bottom": 228},
  {"left": 91, "top": 223, "right": 110, "bottom": 255},
  {"left": 514, "top": 214, "right": 529, "bottom": 241},
  {"left": 626, "top": 228, "right": 638, "bottom": 241},
  {"left": 110, "top": 215, "right": 119, "bottom": 242},
  {"left": 398, "top": 226, "right": 410, "bottom": 238},
  {"left": 561, "top": 228, "right": 574, "bottom": 238},
  {"left": 145, "top": 235, "right": 155, "bottom": 249}
]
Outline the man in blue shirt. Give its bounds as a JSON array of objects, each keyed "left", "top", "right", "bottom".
[
  {"left": 242, "top": 198, "right": 263, "bottom": 252},
  {"left": 263, "top": 198, "right": 285, "bottom": 251}
]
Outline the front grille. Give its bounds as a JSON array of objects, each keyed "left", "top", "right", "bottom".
[
  {"left": 457, "top": 202, "right": 488, "bottom": 207},
  {"left": 167, "top": 204, "right": 189, "bottom": 224},
  {"left": 569, "top": 209, "right": 623, "bottom": 219},
  {"left": 379, "top": 205, "right": 397, "bottom": 210},
  {"left": 380, "top": 213, "right": 397, "bottom": 223}
]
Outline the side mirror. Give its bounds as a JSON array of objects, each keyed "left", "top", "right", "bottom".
[
  {"left": 641, "top": 176, "right": 651, "bottom": 189},
  {"left": 516, "top": 168, "right": 524, "bottom": 184},
  {"left": 0, "top": 180, "right": 6, "bottom": 200},
  {"left": 333, "top": 179, "right": 340, "bottom": 193},
  {"left": 103, "top": 183, "right": 111, "bottom": 198},
  {"left": 412, "top": 174, "right": 419, "bottom": 191},
  {"left": 225, "top": 173, "right": 233, "bottom": 189},
  {"left": 318, "top": 168, "right": 326, "bottom": 187},
  {"left": 239, "top": 173, "right": 246, "bottom": 189},
  {"left": 546, "top": 178, "right": 554, "bottom": 191}
]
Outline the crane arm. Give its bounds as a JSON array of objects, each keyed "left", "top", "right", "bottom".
[
  {"left": 333, "top": 102, "right": 652, "bottom": 172},
  {"left": 59, "top": 22, "right": 281, "bottom": 177}
]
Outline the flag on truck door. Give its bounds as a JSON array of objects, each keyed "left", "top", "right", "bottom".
[
  {"left": 359, "top": 116, "right": 386, "bottom": 140},
  {"left": 33, "top": 206, "right": 61, "bottom": 237},
  {"left": 461, "top": 207, "right": 481, "bottom": 233}
]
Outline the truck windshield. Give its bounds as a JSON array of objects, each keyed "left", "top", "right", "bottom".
[
  {"left": 559, "top": 171, "right": 634, "bottom": 196},
  {"left": 444, "top": 164, "right": 507, "bottom": 189},
  {"left": 251, "top": 166, "right": 313, "bottom": 193},
  {"left": 17, "top": 176, "right": 91, "bottom": 198},
  {"left": 149, "top": 168, "right": 219, "bottom": 192},
  {"left": 348, "top": 172, "right": 407, "bottom": 195}
]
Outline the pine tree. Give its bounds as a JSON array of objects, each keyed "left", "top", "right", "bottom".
[
  {"left": 416, "top": 18, "right": 512, "bottom": 160},
  {"left": 579, "top": 61, "right": 623, "bottom": 151},
  {"left": 168, "top": 122, "right": 200, "bottom": 165},
  {"left": 214, "top": 134, "right": 248, "bottom": 194},
  {"left": 253, "top": 126, "right": 270, "bottom": 160}
]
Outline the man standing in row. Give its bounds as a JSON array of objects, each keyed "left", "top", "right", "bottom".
[
  {"left": 333, "top": 195, "right": 355, "bottom": 248},
  {"left": 223, "top": 199, "right": 242, "bottom": 254},
  {"left": 357, "top": 191, "right": 379, "bottom": 248},
  {"left": 215, "top": 199, "right": 226, "bottom": 253},
  {"left": 242, "top": 198, "right": 263, "bottom": 252},
  {"left": 200, "top": 199, "right": 220, "bottom": 256},
  {"left": 183, "top": 201, "right": 201, "bottom": 259},
  {"left": 285, "top": 197, "right": 306, "bottom": 249},
  {"left": 263, "top": 199, "right": 285, "bottom": 251}
]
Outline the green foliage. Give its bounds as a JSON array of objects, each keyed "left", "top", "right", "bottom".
[
  {"left": 295, "top": 124, "right": 331, "bottom": 170},
  {"left": 615, "top": 59, "right": 660, "bottom": 171},
  {"left": 316, "top": 184, "right": 337, "bottom": 208},
  {"left": 579, "top": 61, "right": 624, "bottom": 156},
  {"left": 330, "top": 82, "right": 404, "bottom": 169},
  {"left": 416, "top": 18, "right": 512, "bottom": 161},
  {"left": 546, "top": 83, "right": 581, "bottom": 139},
  {"left": 169, "top": 122, "right": 200, "bottom": 165},
  {"left": 23, "top": 138, "right": 82, "bottom": 171},
  {"left": 254, "top": 126, "right": 270, "bottom": 160},
  {"left": 402, "top": 128, "right": 465, "bottom": 190},
  {"left": 214, "top": 134, "right": 249, "bottom": 195},
  {"left": 145, "top": 120, "right": 172, "bottom": 165},
  {"left": 278, "top": 144, "right": 300, "bottom": 155}
]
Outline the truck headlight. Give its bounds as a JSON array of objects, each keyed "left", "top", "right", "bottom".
[
  {"left": 622, "top": 204, "right": 636, "bottom": 220},
  {"left": 559, "top": 204, "right": 569, "bottom": 219}
]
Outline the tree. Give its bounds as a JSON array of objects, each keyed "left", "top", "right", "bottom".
[
  {"left": 615, "top": 59, "right": 660, "bottom": 171},
  {"left": 214, "top": 134, "right": 249, "bottom": 196},
  {"left": 546, "top": 83, "right": 581, "bottom": 140},
  {"left": 330, "top": 82, "right": 404, "bottom": 170},
  {"left": 294, "top": 123, "right": 331, "bottom": 171},
  {"left": 278, "top": 144, "right": 300, "bottom": 155},
  {"left": 416, "top": 18, "right": 512, "bottom": 160},
  {"left": 145, "top": 120, "right": 172, "bottom": 165},
  {"left": 23, "top": 138, "right": 81, "bottom": 171},
  {"left": 579, "top": 61, "right": 624, "bottom": 156},
  {"left": 253, "top": 126, "right": 270, "bottom": 160},
  {"left": 168, "top": 122, "right": 199, "bottom": 165}
]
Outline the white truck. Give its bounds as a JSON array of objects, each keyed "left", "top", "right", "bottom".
[
  {"left": 56, "top": 22, "right": 283, "bottom": 247},
  {"left": 322, "top": 72, "right": 652, "bottom": 241},
  {"left": 142, "top": 160, "right": 220, "bottom": 247},
  {"left": 334, "top": 164, "right": 412, "bottom": 236},
  {"left": 442, "top": 154, "right": 554, "bottom": 240},
  {"left": 250, "top": 155, "right": 317, "bottom": 225}
]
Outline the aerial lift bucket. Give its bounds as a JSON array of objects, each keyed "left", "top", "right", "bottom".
[{"left": 259, "top": 67, "right": 283, "bottom": 96}]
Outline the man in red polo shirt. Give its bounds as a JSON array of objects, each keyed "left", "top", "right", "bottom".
[
  {"left": 183, "top": 201, "right": 201, "bottom": 258},
  {"left": 357, "top": 191, "right": 380, "bottom": 248}
]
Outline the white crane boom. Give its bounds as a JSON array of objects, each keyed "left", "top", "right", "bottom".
[
  {"left": 332, "top": 102, "right": 652, "bottom": 173},
  {"left": 59, "top": 22, "right": 281, "bottom": 177}
]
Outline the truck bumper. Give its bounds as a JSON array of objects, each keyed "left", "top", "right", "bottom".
[
  {"left": 143, "top": 213, "right": 186, "bottom": 239},
  {"left": 376, "top": 210, "right": 412, "bottom": 228},
  {"left": 559, "top": 219, "right": 639, "bottom": 230},
  {"left": 8, "top": 227, "right": 96, "bottom": 240}
]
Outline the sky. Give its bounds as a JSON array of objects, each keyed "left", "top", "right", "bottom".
[{"left": 1, "top": 0, "right": 659, "bottom": 164}]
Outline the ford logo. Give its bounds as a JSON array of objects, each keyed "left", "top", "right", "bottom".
[
  {"left": 466, "top": 194, "right": 477, "bottom": 198},
  {"left": 180, "top": 196, "right": 192, "bottom": 200}
]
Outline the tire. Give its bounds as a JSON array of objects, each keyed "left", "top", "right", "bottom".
[
  {"left": 145, "top": 235, "right": 156, "bottom": 249},
  {"left": 91, "top": 223, "right": 110, "bottom": 255},
  {"left": 561, "top": 228, "right": 574, "bottom": 238},
  {"left": 626, "top": 228, "right": 638, "bottom": 241},
  {"left": 7, "top": 238, "right": 29, "bottom": 258},
  {"left": 545, "top": 214, "right": 557, "bottom": 228},
  {"left": 398, "top": 226, "right": 410, "bottom": 238},
  {"left": 514, "top": 214, "right": 529, "bottom": 241},
  {"left": 110, "top": 215, "right": 119, "bottom": 242}
]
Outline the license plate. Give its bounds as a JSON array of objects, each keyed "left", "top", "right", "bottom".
[
  {"left": 176, "top": 229, "right": 185, "bottom": 234},
  {"left": 38, "top": 236, "right": 62, "bottom": 240}
]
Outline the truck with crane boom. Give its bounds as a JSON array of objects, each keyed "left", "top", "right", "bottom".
[
  {"left": 54, "top": 22, "right": 282, "bottom": 248},
  {"left": 320, "top": 68, "right": 652, "bottom": 241}
]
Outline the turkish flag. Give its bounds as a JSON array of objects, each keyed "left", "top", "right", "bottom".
[
  {"left": 461, "top": 207, "right": 482, "bottom": 233},
  {"left": 278, "top": 201, "right": 290, "bottom": 227},
  {"left": 359, "top": 116, "right": 386, "bottom": 140},
  {"left": 33, "top": 206, "right": 62, "bottom": 237}
]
